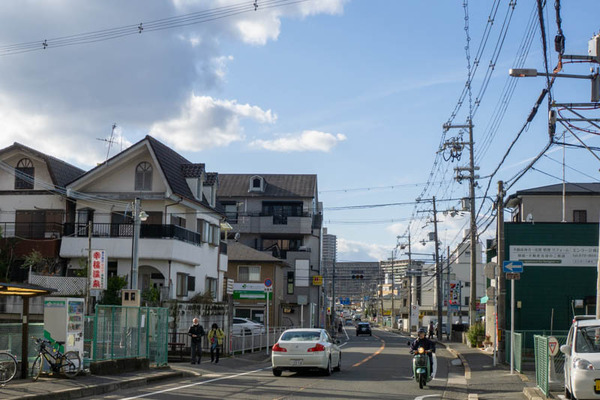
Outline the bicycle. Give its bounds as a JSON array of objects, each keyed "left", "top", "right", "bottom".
[
  {"left": 31, "top": 338, "right": 81, "bottom": 381},
  {"left": 0, "top": 351, "right": 18, "bottom": 384}
]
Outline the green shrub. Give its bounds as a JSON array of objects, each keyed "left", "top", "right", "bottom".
[{"left": 467, "top": 322, "right": 485, "bottom": 347}]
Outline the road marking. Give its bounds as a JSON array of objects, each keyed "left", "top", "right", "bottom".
[
  {"left": 120, "top": 367, "right": 269, "bottom": 399},
  {"left": 351, "top": 337, "right": 385, "bottom": 368},
  {"left": 414, "top": 395, "right": 440, "bottom": 400}
]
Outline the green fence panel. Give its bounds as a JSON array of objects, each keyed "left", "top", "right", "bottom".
[
  {"left": 92, "top": 305, "right": 168, "bottom": 366},
  {"left": 534, "top": 335, "right": 549, "bottom": 396},
  {"left": 514, "top": 332, "right": 522, "bottom": 373}
]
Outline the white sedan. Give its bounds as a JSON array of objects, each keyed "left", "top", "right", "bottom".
[{"left": 271, "top": 328, "right": 342, "bottom": 376}]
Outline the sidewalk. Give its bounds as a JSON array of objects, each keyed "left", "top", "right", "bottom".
[
  {"left": 390, "top": 328, "right": 545, "bottom": 399},
  {"left": 0, "top": 352, "right": 271, "bottom": 400}
]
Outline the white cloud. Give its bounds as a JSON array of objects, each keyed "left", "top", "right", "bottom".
[
  {"left": 337, "top": 238, "right": 389, "bottom": 262},
  {"left": 149, "top": 94, "right": 276, "bottom": 152},
  {"left": 250, "top": 130, "right": 346, "bottom": 152}
]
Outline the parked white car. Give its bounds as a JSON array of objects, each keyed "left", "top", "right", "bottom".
[
  {"left": 561, "top": 316, "right": 600, "bottom": 400},
  {"left": 271, "top": 328, "right": 342, "bottom": 376},
  {"left": 232, "top": 317, "right": 265, "bottom": 336}
]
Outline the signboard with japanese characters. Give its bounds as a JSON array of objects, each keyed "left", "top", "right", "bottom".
[
  {"left": 509, "top": 245, "right": 597, "bottom": 267},
  {"left": 90, "top": 250, "right": 107, "bottom": 290}
]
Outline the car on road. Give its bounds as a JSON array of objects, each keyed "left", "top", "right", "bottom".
[
  {"left": 356, "top": 322, "right": 372, "bottom": 336},
  {"left": 271, "top": 328, "right": 342, "bottom": 376},
  {"left": 232, "top": 317, "right": 265, "bottom": 336},
  {"left": 561, "top": 316, "right": 600, "bottom": 400}
]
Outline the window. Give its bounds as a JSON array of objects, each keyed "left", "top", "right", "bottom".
[
  {"left": 574, "top": 210, "right": 587, "bottom": 223},
  {"left": 15, "top": 158, "right": 34, "bottom": 189},
  {"left": 171, "top": 215, "right": 186, "bottom": 228},
  {"left": 176, "top": 273, "right": 188, "bottom": 296},
  {"left": 135, "top": 162, "right": 153, "bottom": 191},
  {"left": 206, "top": 277, "right": 217, "bottom": 301},
  {"left": 238, "top": 265, "right": 261, "bottom": 282},
  {"left": 211, "top": 224, "right": 220, "bottom": 245},
  {"left": 464, "top": 296, "right": 469, "bottom": 306},
  {"left": 262, "top": 202, "right": 303, "bottom": 224},
  {"left": 287, "top": 271, "right": 294, "bottom": 294},
  {"left": 249, "top": 176, "right": 264, "bottom": 192},
  {"left": 107, "top": 261, "right": 118, "bottom": 279},
  {"left": 187, "top": 275, "right": 196, "bottom": 292},
  {"left": 202, "top": 221, "right": 210, "bottom": 243},
  {"left": 16, "top": 210, "right": 64, "bottom": 238},
  {"left": 222, "top": 202, "right": 238, "bottom": 223}
]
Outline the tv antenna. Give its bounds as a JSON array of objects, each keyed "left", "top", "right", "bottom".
[{"left": 96, "top": 123, "right": 118, "bottom": 161}]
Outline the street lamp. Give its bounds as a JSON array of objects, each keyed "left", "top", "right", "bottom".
[
  {"left": 131, "top": 198, "right": 148, "bottom": 290},
  {"left": 509, "top": 68, "right": 599, "bottom": 102}
]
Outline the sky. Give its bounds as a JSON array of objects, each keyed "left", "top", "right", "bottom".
[{"left": 0, "top": 0, "right": 599, "bottom": 263}]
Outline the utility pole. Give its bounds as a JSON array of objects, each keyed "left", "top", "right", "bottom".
[
  {"left": 87, "top": 221, "right": 92, "bottom": 315},
  {"left": 332, "top": 253, "right": 336, "bottom": 336},
  {"left": 407, "top": 232, "right": 413, "bottom": 333},
  {"left": 433, "top": 197, "right": 442, "bottom": 340},
  {"left": 390, "top": 250, "right": 395, "bottom": 329},
  {"left": 443, "top": 120, "right": 478, "bottom": 327},
  {"left": 497, "top": 181, "right": 506, "bottom": 362},
  {"left": 447, "top": 246, "right": 451, "bottom": 341}
]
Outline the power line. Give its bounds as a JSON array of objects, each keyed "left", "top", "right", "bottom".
[{"left": 0, "top": 0, "right": 309, "bottom": 56}]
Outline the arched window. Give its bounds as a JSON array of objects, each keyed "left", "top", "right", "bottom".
[
  {"left": 135, "top": 162, "right": 153, "bottom": 191},
  {"left": 249, "top": 175, "right": 264, "bottom": 192},
  {"left": 15, "top": 158, "right": 34, "bottom": 189}
]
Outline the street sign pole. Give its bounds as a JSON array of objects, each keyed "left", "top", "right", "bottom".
[
  {"left": 264, "top": 279, "right": 273, "bottom": 355},
  {"left": 510, "top": 277, "right": 515, "bottom": 374}
]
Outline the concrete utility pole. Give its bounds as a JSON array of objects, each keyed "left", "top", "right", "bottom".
[
  {"left": 443, "top": 120, "right": 478, "bottom": 327},
  {"left": 497, "top": 181, "right": 506, "bottom": 361},
  {"left": 433, "top": 197, "right": 442, "bottom": 340},
  {"left": 390, "top": 250, "right": 395, "bottom": 329},
  {"left": 131, "top": 197, "right": 141, "bottom": 290},
  {"left": 447, "top": 246, "right": 451, "bottom": 341}
]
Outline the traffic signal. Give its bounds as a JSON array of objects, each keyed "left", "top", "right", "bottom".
[{"left": 351, "top": 274, "right": 364, "bottom": 279}]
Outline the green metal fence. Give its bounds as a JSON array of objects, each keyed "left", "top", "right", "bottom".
[
  {"left": 533, "top": 334, "right": 567, "bottom": 397},
  {"left": 0, "top": 323, "right": 44, "bottom": 365},
  {"left": 505, "top": 330, "right": 568, "bottom": 366},
  {"left": 92, "top": 305, "right": 168, "bottom": 366}
]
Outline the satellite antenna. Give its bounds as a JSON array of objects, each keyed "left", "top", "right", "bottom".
[{"left": 96, "top": 123, "right": 118, "bottom": 161}]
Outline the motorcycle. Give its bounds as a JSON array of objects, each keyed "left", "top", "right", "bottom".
[{"left": 408, "top": 343, "right": 437, "bottom": 389}]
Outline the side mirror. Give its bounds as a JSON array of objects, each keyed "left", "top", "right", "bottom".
[
  {"left": 560, "top": 344, "right": 571, "bottom": 356},
  {"left": 407, "top": 341, "right": 411, "bottom": 346},
  {"left": 335, "top": 339, "right": 341, "bottom": 345}
]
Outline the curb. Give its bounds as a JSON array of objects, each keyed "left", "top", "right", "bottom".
[
  {"left": 6, "top": 369, "right": 194, "bottom": 400},
  {"left": 523, "top": 386, "right": 546, "bottom": 400}
]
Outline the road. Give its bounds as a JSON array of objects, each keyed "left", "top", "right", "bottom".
[{"left": 93, "top": 327, "right": 454, "bottom": 400}]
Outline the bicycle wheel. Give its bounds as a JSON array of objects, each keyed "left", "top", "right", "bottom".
[
  {"left": 0, "top": 352, "right": 17, "bottom": 384},
  {"left": 31, "top": 355, "right": 43, "bottom": 381},
  {"left": 60, "top": 351, "right": 81, "bottom": 378}
]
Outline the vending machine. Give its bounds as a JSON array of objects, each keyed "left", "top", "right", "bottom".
[{"left": 43, "top": 297, "right": 85, "bottom": 357}]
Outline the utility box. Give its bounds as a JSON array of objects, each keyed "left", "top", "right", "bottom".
[
  {"left": 589, "top": 34, "right": 600, "bottom": 63},
  {"left": 43, "top": 297, "right": 85, "bottom": 357},
  {"left": 122, "top": 289, "right": 141, "bottom": 307}
]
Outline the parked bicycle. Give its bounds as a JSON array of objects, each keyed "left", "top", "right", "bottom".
[
  {"left": 0, "top": 351, "right": 18, "bottom": 384},
  {"left": 31, "top": 338, "right": 81, "bottom": 380}
]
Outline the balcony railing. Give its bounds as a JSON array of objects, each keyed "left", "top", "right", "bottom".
[
  {"left": 63, "top": 223, "right": 202, "bottom": 246},
  {"left": 0, "top": 222, "right": 63, "bottom": 239}
]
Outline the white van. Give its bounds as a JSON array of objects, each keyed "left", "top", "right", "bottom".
[{"left": 560, "top": 316, "right": 600, "bottom": 399}]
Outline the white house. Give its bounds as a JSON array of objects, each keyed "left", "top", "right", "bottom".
[{"left": 59, "top": 135, "right": 227, "bottom": 302}]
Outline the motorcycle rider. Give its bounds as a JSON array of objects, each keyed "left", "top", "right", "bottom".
[{"left": 410, "top": 327, "right": 436, "bottom": 374}]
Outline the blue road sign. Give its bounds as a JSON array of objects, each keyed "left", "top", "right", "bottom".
[
  {"left": 264, "top": 278, "right": 273, "bottom": 287},
  {"left": 503, "top": 260, "right": 524, "bottom": 273}
]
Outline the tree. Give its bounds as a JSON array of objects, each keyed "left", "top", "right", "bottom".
[
  {"left": 0, "top": 226, "right": 20, "bottom": 281},
  {"left": 98, "top": 275, "right": 128, "bottom": 305}
]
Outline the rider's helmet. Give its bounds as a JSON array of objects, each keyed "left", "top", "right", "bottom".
[{"left": 418, "top": 327, "right": 427, "bottom": 336}]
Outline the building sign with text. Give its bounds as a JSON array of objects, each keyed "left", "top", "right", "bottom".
[
  {"left": 90, "top": 250, "right": 107, "bottom": 290},
  {"left": 510, "top": 245, "right": 597, "bottom": 267},
  {"left": 233, "top": 283, "right": 272, "bottom": 300}
]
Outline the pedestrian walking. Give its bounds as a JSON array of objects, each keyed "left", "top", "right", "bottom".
[
  {"left": 188, "top": 318, "right": 205, "bottom": 364},
  {"left": 208, "top": 323, "right": 225, "bottom": 363},
  {"left": 428, "top": 321, "right": 435, "bottom": 339}
]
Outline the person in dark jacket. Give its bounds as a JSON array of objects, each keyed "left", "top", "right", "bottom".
[
  {"left": 411, "top": 327, "right": 436, "bottom": 371},
  {"left": 188, "top": 318, "right": 205, "bottom": 364}
]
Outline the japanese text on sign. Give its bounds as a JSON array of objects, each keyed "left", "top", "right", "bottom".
[{"left": 90, "top": 250, "right": 107, "bottom": 290}]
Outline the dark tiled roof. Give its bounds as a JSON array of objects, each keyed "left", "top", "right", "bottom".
[
  {"left": 228, "top": 242, "right": 287, "bottom": 264},
  {"left": 514, "top": 183, "right": 600, "bottom": 195},
  {"left": 0, "top": 142, "right": 85, "bottom": 188},
  {"left": 205, "top": 172, "right": 218, "bottom": 186},
  {"left": 181, "top": 163, "right": 205, "bottom": 178},
  {"left": 218, "top": 174, "right": 317, "bottom": 198},
  {"left": 145, "top": 136, "right": 196, "bottom": 200}
]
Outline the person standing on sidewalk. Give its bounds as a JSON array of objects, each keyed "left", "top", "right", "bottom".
[
  {"left": 188, "top": 318, "right": 205, "bottom": 364},
  {"left": 428, "top": 321, "right": 435, "bottom": 339},
  {"left": 208, "top": 323, "right": 225, "bottom": 363}
]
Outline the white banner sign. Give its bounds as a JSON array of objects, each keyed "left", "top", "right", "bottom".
[
  {"left": 509, "top": 245, "right": 598, "bottom": 267},
  {"left": 90, "top": 249, "right": 107, "bottom": 290}
]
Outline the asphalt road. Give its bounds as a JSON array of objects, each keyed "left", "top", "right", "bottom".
[{"left": 93, "top": 327, "right": 452, "bottom": 400}]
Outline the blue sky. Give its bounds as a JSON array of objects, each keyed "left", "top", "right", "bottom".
[{"left": 0, "top": 1, "right": 598, "bottom": 262}]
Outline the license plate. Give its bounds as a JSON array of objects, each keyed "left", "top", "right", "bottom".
[
  {"left": 291, "top": 359, "right": 303, "bottom": 366},
  {"left": 595, "top": 379, "right": 600, "bottom": 393}
]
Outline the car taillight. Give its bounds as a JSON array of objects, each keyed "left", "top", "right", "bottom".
[
  {"left": 272, "top": 343, "right": 287, "bottom": 352},
  {"left": 307, "top": 343, "right": 325, "bottom": 352}
]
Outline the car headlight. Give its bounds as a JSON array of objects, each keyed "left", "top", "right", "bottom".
[{"left": 574, "top": 358, "right": 595, "bottom": 370}]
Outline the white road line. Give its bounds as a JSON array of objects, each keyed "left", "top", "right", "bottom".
[
  {"left": 414, "top": 395, "right": 440, "bottom": 400},
  {"left": 120, "top": 367, "right": 269, "bottom": 400}
]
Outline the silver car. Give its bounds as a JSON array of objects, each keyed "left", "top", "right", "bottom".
[{"left": 271, "top": 328, "right": 342, "bottom": 376}]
